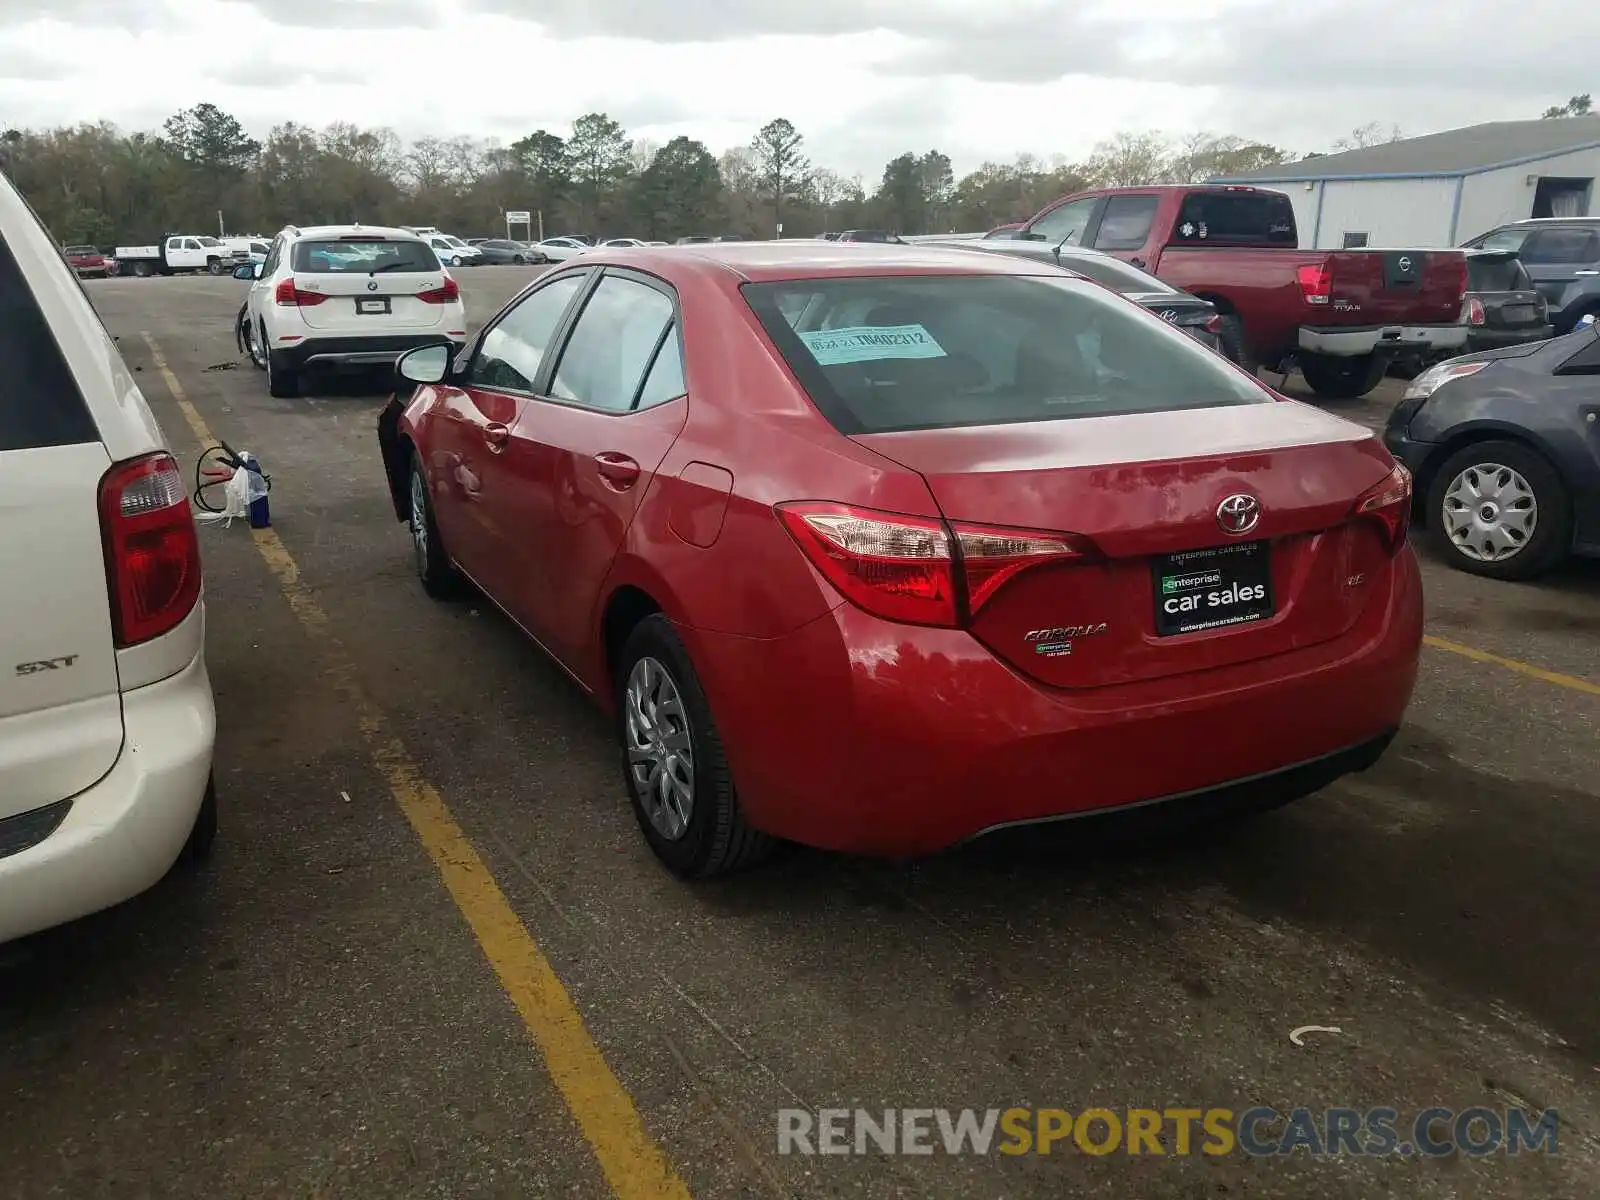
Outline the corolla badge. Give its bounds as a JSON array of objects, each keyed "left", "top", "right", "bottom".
[
  {"left": 1024, "top": 623, "right": 1107, "bottom": 657},
  {"left": 1216, "top": 494, "right": 1261, "bottom": 535}
]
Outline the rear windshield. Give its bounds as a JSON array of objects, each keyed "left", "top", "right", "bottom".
[
  {"left": 744, "top": 274, "right": 1267, "bottom": 434},
  {"left": 1467, "top": 256, "right": 1532, "bottom": 292},
  {"left": 1056, "top": 251, "right": 1176, "bottom": 294},
  {"left": 63, "top": 245, "right": 97, "bottom": 255},
  {"left": 1, "top": 231, "right": 99, "bottom": 452},
  {"left": 1171, "top": 191, "right": 1298, "bottom": 246},
  {"left": 291, "top": 239, "right": 436, "bottom": 273}
]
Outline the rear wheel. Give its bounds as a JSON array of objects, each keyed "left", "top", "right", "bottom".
[
  {"left": 131, "top": 261, "right": 152, "bottom": 278},
  {"left": 1427, "top": 440, "right": 1570, "bottom": 580},
  {"left": 512, "top": 254, "right": 525, "bottom": 265},
  {"left": 1216, "top": 314, "right": 1255, "bottom": 373},
  {"left": 207, "top": 258, "right": 223, "bottom": 276},
  {"left": 1299, "top": 352, "right": 1387, "bottom": 399},
  {"left": 617, "top": 615, "right": 776, "bottom": 878},
  {"left": 243, "top": 317, "right": 267, "bottom": 370},
  {"left": 265, "top": 340, "right": 300, "bottom": 398}
]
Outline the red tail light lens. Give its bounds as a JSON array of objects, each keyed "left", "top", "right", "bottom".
[
  {"left": 99, "top": 453, "right": 203, "bottom": 646},
  {"left": 776, "top": 503, "right": 1095, "bottom": 627},
  {"left": 273, "top": 278, "right": 327, "bottom": 306},
  {"left": 1353, "top": 463, "right": 1413, "bottom": 553},
  {"left": 1296, "top": 264, "right": 1332, "bottom": 306},
  {"left": 417, "top": 276, "right": 460, "bottom": 304},
  {"left": 1466, "top": 296, "right": 1486, "bottom": 326},
  {"left": 1203, "top": 313, "right": 1223, "bottom": 335}
]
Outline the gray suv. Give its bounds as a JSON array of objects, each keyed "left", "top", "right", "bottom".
[{"left": 1461, "top": 218, "right": 1600, "bottom": 334}]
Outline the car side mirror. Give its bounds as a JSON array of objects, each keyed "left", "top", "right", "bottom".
[
  {"left": 233, "top": 264, "right": 255, "bottom": 280},
  {"left": 397, "top": 344, "right": 451, "bottom": 385}
]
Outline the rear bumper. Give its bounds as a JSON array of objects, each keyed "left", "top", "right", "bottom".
[
  {"left": 0, "top": 650, "right": 216, "bottom": 944},
  {"left": 685, "top": 550, "right": 1424, "bottom": 856},
  {"left": 1299, "top": 323, "right": 1468, "bottom": 357},
  {"left": 1466, "top": 325, "right": 1553, "bottom": 352},
  {"left": 279, "top": 334, "right": 464, "bottom": 371}
]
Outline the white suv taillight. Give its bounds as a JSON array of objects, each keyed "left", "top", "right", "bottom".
[{"left": 98, "top": 452, "right": 202, "bottom": 646}]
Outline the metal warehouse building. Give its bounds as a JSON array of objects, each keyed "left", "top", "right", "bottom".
[{"left": 1216, "top": 117, "right": 1600, "bottom": 250}]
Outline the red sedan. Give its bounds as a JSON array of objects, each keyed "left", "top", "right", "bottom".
[{"left": 377, "top": 243, "right": 1422, "bottom": 876}]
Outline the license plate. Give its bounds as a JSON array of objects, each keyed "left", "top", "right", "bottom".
[
  {"left": 356, "top": 297, "right": 390, "bottom": 315},
  {"left": 1152, "top": 541, "right": 1274, "bottom": 636},
  {"left": 1502, "top": 305, "right": 1536, "bottom": 322}
]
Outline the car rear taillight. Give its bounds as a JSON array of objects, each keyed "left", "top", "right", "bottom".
[
  {"left": 775, "top": 502, "right": 1095, "bottom": 628},
  {"left": 274, "top": 278, "right": 327, "bottom": 306},
  {"left": 98, "top": 453, "right": 203, "bottom": 647},
  {"left": 1296, "top": 264, "right": 1332, "bottom": 306},
  {"left": 1203, "top": 313, "right": 1223, "bottom": 334},
  {"left": 417, "top": 276, "right": 460, "bottom": 304},
  {"left": 1466, "top": 296, "right": 1486, "bottom": 326},
  {"left": 1352, "top": 463, "right": 1412, "bottom": 554}
]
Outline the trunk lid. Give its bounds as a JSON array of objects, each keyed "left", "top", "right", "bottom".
[
  {"left": 854, "top": 403, "right": 1401, "bottom": 689},
  {"left": 0, "top": 443, "right": 125, "bottom": 819},
  {"left": 1320, "top": 249, "right": 1467, "bottom": 325},
  {"left": 289, "top": 236, "right": 448, "bottom": 332}
]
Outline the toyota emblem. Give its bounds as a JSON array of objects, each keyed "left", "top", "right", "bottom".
[
  {"left": 1216, "top": 493, "right": 1261, "bottom": 535},
  {"left": 367, "top": 280, "right": 379, "bottom": 291}
]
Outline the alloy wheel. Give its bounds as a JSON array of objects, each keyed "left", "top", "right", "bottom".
[
  {"left": 1440, "top": 462, "right": 1537, "bottom": 563},
  {"left": 409, "top": 468, "right": 429, "bottom": 576},
  {"left": 624, "top": 656, "right": 695, "bottom": 841}
]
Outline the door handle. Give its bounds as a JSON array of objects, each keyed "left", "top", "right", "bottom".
[
  {"left": 594, "top": 452, "right": 641, "bottom": 489},
  {"left": 484, "top": 423, "right": 509, "bottom": 450}
]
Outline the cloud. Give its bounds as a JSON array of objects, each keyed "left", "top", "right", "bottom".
[
  {"left": 0, "top": 0, "right": 168, "bottom": 32},
  {"left": 235, "top": 0, "right": 443, "bottom": 29},
  {"left": 0, "top": 45, "right": 67, "bottom": 80},
  {"left": 204, "top": 59, "right": 369, "bottom": 88}
]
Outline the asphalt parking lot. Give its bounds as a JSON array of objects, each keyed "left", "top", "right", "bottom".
[{"left": 3, "top": 267, "right": 1597, "bottom": 1199}]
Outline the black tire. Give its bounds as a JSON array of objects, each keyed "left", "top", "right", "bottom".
[
  {"left": 207, "top": 258, "right": 223, "bottom": 276},
  {"left": 1216, "top": 314, "right": 1256, "bottom": 373},
  {"left": 131, "top": 261, "right": 151, "bottom": 278},
  {"left": 176, "top": 776, "right": 218, "bottom": 867},
  {"left": 407, "top": 456, "right": 466, "bottom": 598},
  {"left": 242, "top": 313, "right": 266, "bottom": 370},
  {"left": 512, "top": 254, "right": 525, "bottom": 265},
  {"left": 616, "top": 614, "right": 776, "bottom": 878},
  {"left": 1298, "top": 352, "right": 1387, "bottom": 399},
  {"left": 265, "top": 339, "right": 300, "bottom": 398},
  {"left": 1426, "top": 440, "right": 1571, "bottom": 580}
]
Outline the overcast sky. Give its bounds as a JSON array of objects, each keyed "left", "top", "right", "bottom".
[{"left": 1, "top": 0, "right": 1595, "bottom": 177}]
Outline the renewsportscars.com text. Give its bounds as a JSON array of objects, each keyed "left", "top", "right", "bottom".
[{"left": 776, "top": 1106, "right": 1560, "bottom": 1158}]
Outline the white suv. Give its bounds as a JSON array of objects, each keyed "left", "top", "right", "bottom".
[
  {"left": 238, "top": 225, "right": 469, "bottom": 398},
  {"left": 0, "top": 171, "right": 217, "bottom": 944},
  {"left": 424, "top": 233, "right": 481, "bottom": 267}
]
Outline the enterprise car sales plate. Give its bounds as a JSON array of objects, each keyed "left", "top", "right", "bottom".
[{"left": 1153, "top": 542, "right": 1274, "bottom": 636}]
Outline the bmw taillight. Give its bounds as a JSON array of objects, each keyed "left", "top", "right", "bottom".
[
  {"left": 1296, "top": 264, "right": 1332, "bottom": 306},
  {"left": 417, "top": 276, "right": 460, "bottom": 304},
  {"left": 98, "top": 453, "right": 203, "bottom": 646},
  {"left": 775, "top": 502, "right": 1096, "bottom": 628},
  {"left": 1352, "top": 464, "right": 1413, "bottom": 554},
  {"left": 274, "top": 278, "right": 327, "bottom": 306}
]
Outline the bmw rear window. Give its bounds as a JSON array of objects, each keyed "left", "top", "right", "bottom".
[
  {"left": 291, "top": 238, "right": 436, "bottom": 274},
  {"left": 0, "top": 230, "right": 99, "bottom": 452},
  {"left": 744, "top": 274, "right": 1267, "bottom": 434}
]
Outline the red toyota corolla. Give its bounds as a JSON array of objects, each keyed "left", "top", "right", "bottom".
[{"left": 377, "top": 243, "right": 1422, "bottom": 876}]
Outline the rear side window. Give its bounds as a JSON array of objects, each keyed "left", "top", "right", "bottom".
[
  {"left": 549, "top": 276, "right": 676, "bottom": 411},
  {"left": 0, "top": 231, "right": 99, "bottom": 452},
  {"left": 1521, "top": 228, "right": 1600, "bottom": 266},
  {"left": 1056, "top": 250, "right": 1175, "bottom": 294},
  {"left": 1092, "top": 196, "right": 1159, "bottom": 251},
  {"left": 1172, "top": 191, "right": 1298, "bottom": 246},
  {"left": 291, "top": 239, "right": 436, "bottom": 274},
  {"left": 1467, "top": 256, "right": 1532, "bottom": 292},
  {"left": 744, "top": 274, "right": 1268, "bottom": 434}
]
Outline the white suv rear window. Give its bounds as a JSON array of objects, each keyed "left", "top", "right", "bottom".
[
  {"left": 291, "top": 239, "right": 436, "bottom": 274},
  {"left": 0, "top": 232, "right": 99, "bottom": 452}
]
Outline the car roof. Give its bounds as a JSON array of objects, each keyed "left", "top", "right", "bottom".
[
  {"left": 585, "top": 241, "right": 1081, "bottom": 283},
  {"left": 287, "top": 224, "right": 423, "bottom": 241}
]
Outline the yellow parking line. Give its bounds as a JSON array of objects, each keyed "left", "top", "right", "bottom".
[
  {"left": 140, "top": 334, "right": 692, "bottom": 1200},
  {"left": 1423, "top": 634, "right": 1600, "bottom": 697}
]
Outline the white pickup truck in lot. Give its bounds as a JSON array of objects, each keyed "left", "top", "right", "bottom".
[{"left": 113, "top": 234, "right": 246, "bottom": 277}]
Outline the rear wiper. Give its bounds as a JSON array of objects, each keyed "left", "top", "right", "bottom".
[{"left": 371, "top": 262, "right": 418, "bottom": 273}]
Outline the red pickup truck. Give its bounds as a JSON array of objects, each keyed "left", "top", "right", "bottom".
[
  {"left": 996, "top": 185, "right": 1468, "bottom": 399},
  {"left": 62, "top": 245, "right": 110, "bottom": 278}
]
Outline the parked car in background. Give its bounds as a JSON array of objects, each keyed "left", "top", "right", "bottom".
[
  {"left": 535, "top": 237, "right": 588, "bottom": 261},
  {"left": 236, "top": 225, "right": 468, "bottom": 398},
  {"left": 598, "top": 237, "right": 649, "bottom": 249},
  {"left": 62, "top": 244, "right": 110, "bottom": 277},
  {"left": 927, "top": 238, "right": 1226, "bottom": 354},
  {"left": 473, "top": 238, "right": 548, "bottom": 265},
  {"left": 0, "top": 167, "right": 217, "bottom": 944},
  {"left": 377, "top": 241, "right": 1420, "bottom": 877},
  {"left": 837, "top": 230, "right": 905, "bottom": 244},
  {"left": 113, "top": 234, "right": 247, "bottom": 277},
  {"left": 1384, "top": 323, "right": 1600, "bottom": 580},
  {"left": 423, "top": 233, "right": 481, "bottom": 267},
  {"left": 676, "top": 236, "right": 713, "bottom": 244},
  {"left": 1392, "top": 249, "right": 1553, "bottom": 377},
  {"left": 1000, "top": 184, "right": 1468, "bottom": 399},
  {"left": 1462, "top": 218, "right": 1600, "bottom": 335}
]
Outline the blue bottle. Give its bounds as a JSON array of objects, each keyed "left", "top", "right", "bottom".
[{"left": 240, "top": 452, "right": 271, "bottom": 528}]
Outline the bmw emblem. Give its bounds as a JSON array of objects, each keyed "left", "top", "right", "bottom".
[{"left": 367, "top": 280, "right": 379, "bottom": 291}]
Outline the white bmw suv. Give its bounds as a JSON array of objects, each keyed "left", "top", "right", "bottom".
[
  {"left": 238, "top": 224, "right": 469, "bottom": 398},
  {"left": 0, "top": 171, "right": 217, "bottom": 944}
]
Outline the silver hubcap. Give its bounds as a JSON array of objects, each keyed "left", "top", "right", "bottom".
[
  {"left": 1441, "top": 462, "right": 1537, "bottom": 563},
  {"left": 624, "top": 657, "right": 694, "bottom": 840},
  {"left": 409, "top": 470, "right": 428, "bottom": 573}
]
